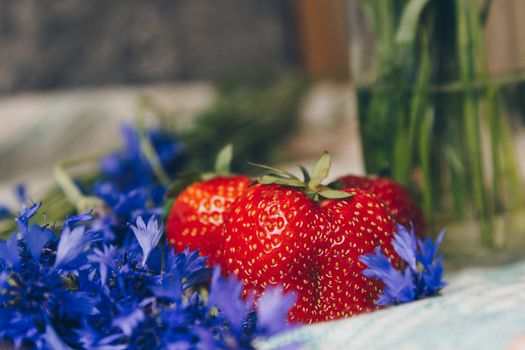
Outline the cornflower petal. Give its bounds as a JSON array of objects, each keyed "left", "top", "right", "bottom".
[
  {"left": 257, "top": 286, "right": 296, "bottom": 337},
  {"left": 0, "top": 233, "right": 19, "bottom": 266},
  {"left": 208, "top": 267, "right": 252, "bottom": 334},
  {"left": 15, "top": 201, "right": 42, "bottom": 234},
  {"left": 129, "top": 216, "right": 163, "bottom": 267},
  {"left": 87, "top": 245, "right": 119, "bottom": 284},
  {"left": 392, "top": 224, "right": 417, "bottom": 271},
  {"left": 112, "top": 308, "right": 145, "bottom": 337},
  {"left": 44, "top": 325, "right": 72, "bottom": 350},
  {"left": 65, "top": 210, "right": 94, "bottom": 227},
  {"left": 22, "top": 224, "right": 54, "bottom": 260},
  {"left": 54, "top": 226, "right": 101, "bottom": 269},
  {"left": 361, "top": 224, "right": 447, "bottom": 305}
]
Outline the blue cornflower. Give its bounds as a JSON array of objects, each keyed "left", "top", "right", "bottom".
[
  {"left": 89, "top": 123, "right": 181, "bottom": 248},
  {"left": 44, "top": 324, "right": 73, "bottom": 350},
  {"left": 99, "top": 125, "right": 152, "bottom": 190},
  {"left": 94, "top": 184, "right": 149, "bottom": 219},
  {"left": 15, "top": 184, "right": 27, "bottom": 204},
  {"left": 163, "top": 247, "right": 211, "bottom": 288},
  {"left": 110, "top": 259, "right": 158, "bottom": 302},
  {"left": 0, "top": 124, "right": 299, "bottom": 349},
  {"left": 54, "top": 225, "right": 101, "bottom": 270},
  {"left": 129, "top": 216, "right": 163, "bottom": 267},
  {"left": 92, "top": 183, "right": 162, "bottom": 245},
  {"left": 208, "top": 267, "right": 253, "bottom": 341},
  {"left": 15, "top": 201, "right": 42, "bottom": 234},
  {"left": 151, "top": 247, "right": 211, "bottom": 306},
  {"left": 0, "top": 233, "right": 19, "bottom": 268},
  {"left": 80, "top": 248, "right": 207, "bottom": 350},
  {"left": 22, "top": 224, "right": 54, "bottom": 261},
  {"left": 148, "top": 128, "right": 184, "bottom": 175},
  {"left": 87, "top": 244, "right": 119, "bottom": 285},
  {"left": 85, "top": 244, "right": 157, "bottom": 304},
  {"left": 0, "top": 259, "right": 88, "bottom": 347},
  {"left": 64, "top": 210, "right": 94, "bottom": 228},
  {"left": 360, "top": 224, "right": 447, "bottom": 305},
  {"left": 0, "top": 204, "right": 100, "bottom": 348},
  {"left": 99, "top": 124, "right": 182, "bottom": 192},
  {"left": 112, "top": 308, "right": 145, "bottom": 337},
  {"left": 256, "top": 287, "right": 297, "bottom": 337},
  {"left": 207, "top": 267, "right": 296, "bottom": 348}
]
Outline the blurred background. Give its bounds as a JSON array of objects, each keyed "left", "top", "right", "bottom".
[
  {"left": 2, "top": 0, "right": 525, "bottom": 264},
  {"left": 0, "top": 0, "right": 361, "bottom": 199}
]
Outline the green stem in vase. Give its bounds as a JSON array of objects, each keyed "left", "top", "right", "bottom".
[{"left": 455, "top": 0, "right": 491, "bottom": 246}]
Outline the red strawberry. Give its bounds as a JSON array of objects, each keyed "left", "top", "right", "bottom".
[
  {"left": 166, "top": 145, "right": 251, "bottom": 266},
  {"left": 221, "top": 153, "right": 399, "bottom": 323},
  {"left": 334, "top": 175, "right": 426, "bottom": 237},
  {"left": 167, "top": 175, "right": 250, "bottom": 265}
]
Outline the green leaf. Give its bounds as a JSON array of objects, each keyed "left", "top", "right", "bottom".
[
  {"left": 395, "top": 0, "right": 431, "bottom": 45},
  {"left": 249, "top": 162, "right": 299, "bottom": 180},
  {"left": 309, "top": 152, "right": 331, "bottom": 189},
  {"left": 318, "top": 189, "right": 353, "bottom": 199},
  {"left": 258, "top": 175, "right": 304, "bottom": 187},
  {"left": 214, "top": 144, "right": 233, "bottom": 175},
  {"left": 299, "top": 165, "right": 310, "bottom": 182}
]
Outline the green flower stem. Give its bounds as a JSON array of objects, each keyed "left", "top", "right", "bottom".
[
  {"left": 54, "top": 153, "right": 107, "bottom": 214},
  {"left": 136, "top": 97, "right": 171, "bottom": 187},
  {"left": 419, "top": 108, "right": 434, "bottom": 229},
  {"left": 415, "top": 32, "right": 433, "bottom": 222},
  {"left": 357, "top": 68, "right": 525, "bottom": 94},
  {"left": 356, "top": 0, "right": 523, "bottom": 249},
  {"left": 456, "top": 0, "right": 491, "bottom": 246}
]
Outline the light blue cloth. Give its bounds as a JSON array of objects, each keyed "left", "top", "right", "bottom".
[{"left": 261, "top": 261, "right": 525, "bottom": 350}]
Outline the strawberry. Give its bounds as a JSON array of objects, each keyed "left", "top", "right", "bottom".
[
  {"left": 166, "top": 145, "right": 251, "bottom": 266},
  {"left": 221, "top": 153, "right": 399, "bottom": 323},
  {"left": 334, "top": 175, "right": 426, "bottom": 237}
]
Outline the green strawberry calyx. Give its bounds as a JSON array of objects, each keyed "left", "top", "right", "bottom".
[{"left": 252, "top": 152, "right": 353, "bottom": 201}]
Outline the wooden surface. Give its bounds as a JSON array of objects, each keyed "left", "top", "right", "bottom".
[
  {"left": 485, "top": 0, "right": 525, "bottom": 75},
  {"left": 292, "top": 0, "right": 349, "bottom": 80}
]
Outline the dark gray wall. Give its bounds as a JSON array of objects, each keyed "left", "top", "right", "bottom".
[{"left": 0, "top": 0, "right": 297, "bottom": 93}]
